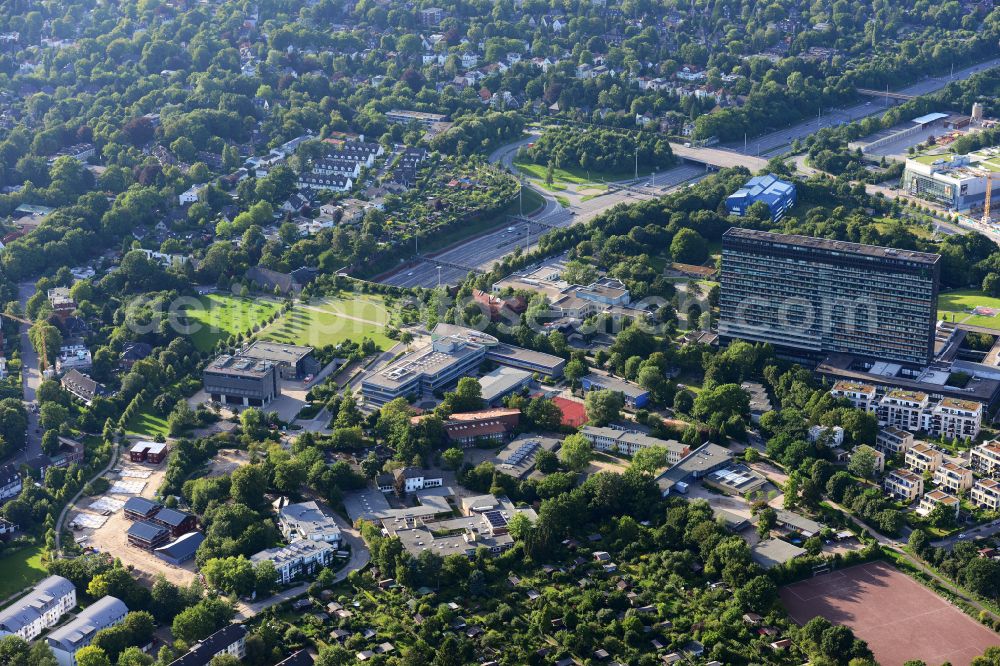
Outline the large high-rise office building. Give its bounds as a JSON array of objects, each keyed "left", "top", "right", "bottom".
[{"left": 719, "top": 228, "right": 940, "bottom": 365}]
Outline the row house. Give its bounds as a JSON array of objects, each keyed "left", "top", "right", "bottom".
[
  {"left": 296, "top": 174, "right": 353, "bottom": 193},
  {"left": 932, "top": 462, "right": 974, "bottom": 494},
  {"left": 971, "top": 478, "right": 1000, "bottom": 511},
  {"left": 312, "top": 158, "right": 361, "bottom": 178},
  {"left": 885, "top": 468, "right": 923, "bottom": 502}
]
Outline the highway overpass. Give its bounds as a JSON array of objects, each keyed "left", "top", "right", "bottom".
[{"left": 670, "top": 143, "right": 769, "bottom": 172}]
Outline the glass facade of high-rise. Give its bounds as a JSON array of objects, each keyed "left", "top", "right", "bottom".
[{"left": 719, "top": 228, "right": 940, "bottom": 365}]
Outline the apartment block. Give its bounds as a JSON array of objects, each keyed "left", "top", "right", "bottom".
[
  {"left": 932, "top": 462, "right": 973, "bottom": 494},
  {"left": 905, "top": 442, "right": 943, "bottom": 474},
  {"left": 250, "top": 539, "right": 336, "bottom": 585},
  {"left": 917, "top": 489, "right": 960, "bottom": 519},
  {"left": 47, "top": 596, "right": 128, "bottom": 666},
  {"left": 719, "top": 229, "right": 940, "bottom": 365},
  {"left": 169, "top": 624, "right": 248, "bottom": 666},
  {"left": 885, "top": 469, "right": 924, "bottom": 501},
  {"left": 875, "top": 427, "right": 914, "bottom": 456},
  {"left": 830, "top": 381, "right": 877, "bottom": 411},
  {"left": 971, "top": 478, "right": 1000, "bottom": 511},
  {"left": 970, "top": 441, "right": 1000, "bottom": 477},
  {"left": 878, "top": 390, "right": 929, "bottom": 432},
  {"left": 0, "top": 575, "right": 76, "bottom": 641}
]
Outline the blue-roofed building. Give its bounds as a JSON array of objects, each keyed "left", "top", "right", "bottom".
[
  {"left": 155, "top": 531, "right": 205, "bottom": 565},
  {"left": 726, "top": 174, "right": 797, "bottom": 221}
]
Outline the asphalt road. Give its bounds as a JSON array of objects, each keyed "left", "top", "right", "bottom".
[
  {"left": 724, "top": 56, "right": 1000, "bottom": 157},
  {"left": 381, "top": 159, "right": 706, "bottom": 289},
  {"left": 931, "top": 518, "right": 1000, "bottom": 551},
  {"left": 15, "top": 281, "right": 43, "bottom": 465}
]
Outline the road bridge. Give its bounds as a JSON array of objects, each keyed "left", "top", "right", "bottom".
[
  {"left": 419, "top": 256, "right": 484, "bottom": 274},
  {"left": 508, "top": 214, "right": 562, "bottom": 229},
  {"left": 669, "top": 143, "right": 769, "bottom": 171}
]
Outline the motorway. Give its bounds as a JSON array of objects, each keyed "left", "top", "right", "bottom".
[
  {"left": 726, "top": 56, "right": 1000, "bottom": 157},
  {"left": 382, "top": 147, "right": 707, "bottom": 289}
]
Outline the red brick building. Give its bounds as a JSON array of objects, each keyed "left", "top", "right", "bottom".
[
  {"left": 130, "top": 441, "right": 169, "bottom": 464},
  {"left": 443, "top": 408, "right": 521, "bottom": 447}
]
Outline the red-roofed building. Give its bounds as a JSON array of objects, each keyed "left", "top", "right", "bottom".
[
  {"left": 443, "top": 408, "right": 521, "bottom": 447},
  {"left": 472, "top": 290, "right": 527, "bottom": 322},
  {"left": 552, "top": 396, "right": 587, "bottom": 428}
]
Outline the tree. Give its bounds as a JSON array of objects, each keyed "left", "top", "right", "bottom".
[
  {"left": 630, "top": 446, "right": 668, "bottom": 475},
  {"left": 442, "top": 447, "right": 464, "bottom": 470},
  {"left": 231, "top": 464, "right": 268, "bottom": 509},
  {"left": 670, "top": 228, "right": 708, "bottom": 264},
  {"left": 74, "top": 647, "right": 111, "bottom": 666},
  {"left": 360, "top": 452, "right": 382, "bottom": 479},
  {"left": 535, "top": 449, "right": 559, "bottom": 474},
  {"left": 847, "top": 446, "right": 878, "bottom": 480},
  {"left": 559, "top": 433, "right": 592, "bottom": 472},
  {"left": 756, "top": 507, "right": 776, "bottom": 538},
  {"left": 525, "top": 397, "right": 562, "bottom": 431},
  {"left": 171, "top": 598, "right": 233, "bottom": 644},
  {"left": 564, "top": 358, "right": 587, "bottom": 387},
  {"left": 584, "top": 389, "right": 624, "bottom": 426},
  {"left": 29, "top": 322, "right": 62, "bottom": 369}
]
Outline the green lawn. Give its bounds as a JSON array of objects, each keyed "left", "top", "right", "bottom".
[
  {"left": 260, "top": 296, "right": 394, "bottom": 350},
  {"left": 938, "top": 289, "right": 1000, "bottom": 331},
  {"left": 0, "top": 546, "right": 46, "bottom": 601},
  {"left": 182, "top": 294, "right": 282, "bottom": 352},
  {"left": 125, "top": 405, "right": 170, "bottom": 438},
  {"left": 514, "top": 157, "right": 656, "bottom": 185}
]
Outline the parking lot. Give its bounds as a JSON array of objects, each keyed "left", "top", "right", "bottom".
[{"left": 68, "top": 458, "right": 198, "bottom": 587}]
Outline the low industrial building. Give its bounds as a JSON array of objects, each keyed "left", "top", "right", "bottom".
[
  {"left": 579, "top": 425, "right": 688, "bottom": 462},
  {"left": 46, "top": 596, "right": 128, "bottom": 666},
  {"left": 750, "top": 538, "right": 805, "bottom": 569},
  {"left": 203, "top": 354, "right": 280, "bottom": 407},
  {"left": 971, "top": 478, "right": 1000, "bottom": 511},
  {"left": 655, "top": 443, "right": 734, "bottom": 496},
  {"left": 703, "top": 464, "right": 767, "bottom": 496},
  {"left": 278, "top": 501, "right": 341, "bottom": 545},
  {"left": 916, "top": 489, "right": 960, "bottom": 519},
  {"left": 240, "top": 341, "right": 317, "bottom": 380},
  {"left": 0, "top": 575, "right": 76, "bottom": 641},
  {"left": 441, "top": 408, "right": 521, "bottom": 446},
  {"left": 479, "top": 366, "right": 533, "bottom": 405},
  {"left": 494, "top": 435, "right": 561, "bottom": 479},
  {"left": 771, "top": 510, "right": 823, "bottom": 538},
  {"left": 725, "top": 174, "right": 796, "bottom": 221},
  {"left": 885, "top": 469, "right": 924, "bottom": 502},
  {"left": 126, "top": 520, "right": 171, "bottom": 550},
  {"left": 250, "top": 539, "right": 337, "bottom": 584},
  {"left": 581, "top": 372, "right": 649, "bottom": 408},
  {"left": 129, "top": 440, "right": 168, "bottom": 464},
  {"left": 155, "top": 531, "right": 205, "bottom": 566},
  {"left": 391, "top": 498, "right": 536, "bottom": 558},
  {"left": 169, "top": 624, "right": 247, "bottom": 666},
  {"left": 431, "top": 323, "right": 565, "bottom": 378}
]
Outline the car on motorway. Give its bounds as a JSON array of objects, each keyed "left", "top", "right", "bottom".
[
  {"left": 407, "top": 271, "right": 414, "bottom": 276},
  {"left": 507, "top": 226, "right": 516, "bottom": 232}
]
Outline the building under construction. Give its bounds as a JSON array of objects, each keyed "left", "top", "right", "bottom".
[{"left": 902, "top": 148, "right": 998, "bottom": 215}]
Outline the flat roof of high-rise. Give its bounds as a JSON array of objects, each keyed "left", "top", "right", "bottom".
[
  {"left": 723, "top": 228, "right": 940, "bottom": 265},
  {"left": 241, "top": 341, "right": 314, "bottom": 365},
  {"left": 205, "top": 354, "right": 274, "bottom": 378}
]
